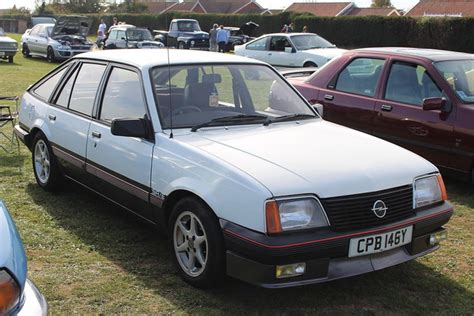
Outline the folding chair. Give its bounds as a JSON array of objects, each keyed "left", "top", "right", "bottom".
[{"left": 0, "top": 96, "right": 20, "bottom": 154}]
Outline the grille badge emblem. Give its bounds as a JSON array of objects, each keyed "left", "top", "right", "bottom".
[{"left": 371, "top": 200, "right": 388, "bottom": 218}]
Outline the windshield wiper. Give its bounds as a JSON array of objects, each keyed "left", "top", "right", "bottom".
[
  {"left": 263, "top": 114, "right": 315, "bottom": 126},
  {"left": 191, "top": 114, "right": 267, "bottom": 132}
]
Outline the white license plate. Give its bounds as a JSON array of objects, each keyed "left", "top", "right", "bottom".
[{"left": 348, "top": 226, "right": 413, "bottom": 258}]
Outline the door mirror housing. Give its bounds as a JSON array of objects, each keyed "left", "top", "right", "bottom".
[
  {"left": 422, "top": 97, "right": 446, "bottom": 111},
  {"left": 311, "top": 102, "right": 324, "bottom": 117},
  {"left": 111, "top": 118, "right": 150, "bottom": 139}
]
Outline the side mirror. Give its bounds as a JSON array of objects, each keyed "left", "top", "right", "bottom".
[
  {"left": 111, "top": 118, "right": 150, "bottom": 138},
  {"left": 422, "top": 97, "right": 446, "bottom": 111}
]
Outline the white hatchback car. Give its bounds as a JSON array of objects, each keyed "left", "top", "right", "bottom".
[
  {"left": 15, "top": 50, "right": 452, "bottom": 288},
  {"left": 234, "top": 33, "right": 346, "bottom": 68}
]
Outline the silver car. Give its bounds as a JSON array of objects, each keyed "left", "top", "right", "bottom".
[{"left": 22, "top": 15, "right": 93, "bottom": 62}]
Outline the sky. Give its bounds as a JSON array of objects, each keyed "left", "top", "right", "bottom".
[{"left": 0, "top": 0, "right": 420, "bottom": 11}]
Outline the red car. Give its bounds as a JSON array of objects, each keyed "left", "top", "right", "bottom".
[{"left": 288, "top": 48, "right": 474, "bottom": 182}]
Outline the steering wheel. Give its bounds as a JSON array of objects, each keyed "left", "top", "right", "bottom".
[{"left": 172, "top": 106, "right": 202, "bottom": 116}]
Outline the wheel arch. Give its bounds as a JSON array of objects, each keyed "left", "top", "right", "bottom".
[{"left": 161, "top": 189, "right": 218, "bottom": 232}]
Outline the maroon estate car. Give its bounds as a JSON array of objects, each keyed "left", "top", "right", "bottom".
[{"left": 289, "top": 48, "right": 474, "bottom": 182}]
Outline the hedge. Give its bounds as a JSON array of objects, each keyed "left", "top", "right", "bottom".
[{"left": 4, "top": 13, "right": 474, "bottom": 53}]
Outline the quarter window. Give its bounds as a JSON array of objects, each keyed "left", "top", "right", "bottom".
[
  {"left": 34, "top": 67, "right": 67, "bottom": 102},
  {"left": 69, "top": 63, "right": 106, "bottom": 116},
  {"left": 385, "top": 62, "right": 442, "bottom": 106},
  {"left": 335, "top": 58, "right": 385, "bottom": 97},
  {"left": 100, "top": 68, "right": 147, "bottom": 122},
  {"left": 246, "top": 37, "right": 267, "bottom": 51}
]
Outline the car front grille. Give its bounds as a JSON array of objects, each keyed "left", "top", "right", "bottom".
[
  {"left": 70, "top": 45, "right": 91, "bottom": 50},
  {"left": 320, "top": 185, "right": 415, "bottom": 232}
]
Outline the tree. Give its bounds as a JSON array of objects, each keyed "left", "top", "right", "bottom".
[{"left": 371, "top": 0, "right": 393, "bottom": 8}]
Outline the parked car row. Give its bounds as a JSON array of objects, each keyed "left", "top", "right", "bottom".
[
  {"left": 0, "top": 27, "right": 17, "bottom": 63},
  {"left": 13, "top": 49, "right": 453, "bottom": 289}
]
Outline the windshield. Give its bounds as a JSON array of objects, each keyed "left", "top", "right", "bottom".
[
  {"left": 178, "top": 21, "right": 201, "bottom": 32},
  {"left": 126, "top": 28, "right": 153, "bottom": 41},
  {"left": 291, "top": 34, "right": 334, "bottom": 50},
  {"left": 151, "top": 64, "right": 317, "bottom": 129},
  {"left": 0, "top": 28, "right": 4, "bottom": 36},
  {"left": 435, "top": 59, "right": 474, "bottom": 103}
]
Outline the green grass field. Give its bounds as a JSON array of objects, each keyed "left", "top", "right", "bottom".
[{"left": 0, "top": 34, "right": 473, "bottom": 314}]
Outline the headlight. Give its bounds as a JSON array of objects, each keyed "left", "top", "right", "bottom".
[
  {"left": 9, "top": 43, "right": 17, "bottom": 48},
  {"left": 0, "top": 269, "right": 21, "bottom": 314},
  {"left": 190, "top": 40, "right": 195, "bottom": 46},
  {"left": 265, "top": 197, "right": 328, "bottom": 234},
  {"left": 414, "top": 174, "right": 447, "bottom": 208}
]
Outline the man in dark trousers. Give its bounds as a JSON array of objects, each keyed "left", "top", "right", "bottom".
[{"left": 216, "top": 25, "right": 229, "bottom": 53}]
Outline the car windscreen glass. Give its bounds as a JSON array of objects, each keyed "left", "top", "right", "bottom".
[
  {"left": 151, "top": 64, "right": 317, "bottom": 129},
  {"left": 177, "top": 21, "right": 201, "bottom": 32},
  {"left": 435, "top": 59, "right": 474, "bottom": 104},
  {"left": 291, "top": 34, "right": 334, "bottom": 50},
  {"left": 126, "top": 29, "right": 153, "bottom": 41}
]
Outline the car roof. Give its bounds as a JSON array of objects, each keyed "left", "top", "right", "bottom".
[
  {"left": 33, "top": 23, "right": 55, "bottom": 27},
  {"left": 109, "top": 24, "right": 136, "bottom": 30},
  {"left": 76, "top": 49, "right": 266, "bottom": 69},
  {"left": 261, "top": 33, "right": 316, "bottom": 37},
  {"left": 355, "top": 47, "right": 473, "bottom": 62}
]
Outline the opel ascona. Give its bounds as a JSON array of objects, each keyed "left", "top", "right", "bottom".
[{"left": 15, "top": 50, "right": 453, "bottom": 288}]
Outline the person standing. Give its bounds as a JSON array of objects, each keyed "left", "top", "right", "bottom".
[
  {"left": 216, "top": 25, "right": 229, "bottom": 53},
  {"left": 96, "top": 18, "right": 107, "bottom": 47},
  {"left": 302, "top": 25, "right": 308, "bottom": 33},
  {"left": 287, "top": 22, "right": 294, "bottom": 33},
  {"left": 209, "top": 24, "right": 218, "bottom": 52}
]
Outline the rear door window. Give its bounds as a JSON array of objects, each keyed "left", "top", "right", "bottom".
[
  {"left": 68, "top": 63, "right": 106, "bottom": 116},
  {"left": 335, "top": 58, "right": 385, "bottom": 97},
  {"left": 246, "top": 37, "right": 267, "bottom": 51}
]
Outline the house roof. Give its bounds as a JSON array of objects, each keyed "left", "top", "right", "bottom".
[
  {"left": 347, "top": 7, "right": 400, "bottom": 16},
  {"left": 145, "top": 0, "right": 267, "bottom": 14},
  {"left": 406, "top": 0, "right": 474, "bottom": 17},
  {"left": 285, "top": 2, "right": 353, "bottom": 16},
  {"left": 145, "top": 2, "right": 179, "bottom": 14}
]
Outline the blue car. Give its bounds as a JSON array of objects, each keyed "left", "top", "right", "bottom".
[{"left": 0, "top": 200, "right": 47, "bottom": 315}]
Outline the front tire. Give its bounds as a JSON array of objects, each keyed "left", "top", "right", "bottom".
[
  {"left": 168, "top": 197, "right": 225, "bottom": 288},
  {"left": 32, "top": 133, "right": 62, "bottom": 191},
  {"left": 22, "top": 44, "right": 31, "bottom": 57},
  {"left": 178, "top": 42, "right": 186, "bottom": 49},
  {"left": 46, "top": 46, "right": 55, "bottom": 63}
]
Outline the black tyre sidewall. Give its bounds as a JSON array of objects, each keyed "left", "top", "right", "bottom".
[
  {"left": 47, "top": 47, "right": 55, "bottom": 63},
  {"left": 168, "top": 197, "right": 225, "bottom": 288},
  {"left": 32, "top": 132, "right": 62, "bottom": 191},
  {"left": 22, "top": 44, "right": 30, "bottom": 57}
]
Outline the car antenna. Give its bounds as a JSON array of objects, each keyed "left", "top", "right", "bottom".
[{"left": 166, "top": 14, "right": 173, "bottom": 139}]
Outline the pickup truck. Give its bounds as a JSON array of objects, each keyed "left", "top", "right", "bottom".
[{"left": 154, "top": 19, "right": 209, "bottom": 50}]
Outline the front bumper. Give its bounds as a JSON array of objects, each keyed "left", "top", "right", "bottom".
[
  {"left": 222, "top": 202, "right": 453, "bottom": 288},
  {"left": 0, "top": 49, "right": 17, "bottom": 58},
  {"left": 54, "top": 48, "right": 91, "bottom": 59},
  {"left": 16, "top": 279, "right": 48, "bottom": 316}
]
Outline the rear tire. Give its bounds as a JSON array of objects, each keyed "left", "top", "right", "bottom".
[
  {"left": 46, "top": 46, "right": 55, "bottom": 63},
  {"left": 32, "top": 132, "right": 63, "bottom": 191},
  {"left": 22, "top": 44, "right": 31, "bottom": 57},
  {"left": 168, "top": 196, "right": 225, "bottom": 288}
]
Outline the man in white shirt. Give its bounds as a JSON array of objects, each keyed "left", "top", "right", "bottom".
[{"left": 96, "top": 18, "right": 107, "bottom": 47}]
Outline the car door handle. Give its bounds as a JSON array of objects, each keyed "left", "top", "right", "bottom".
[
  {"left": 381, "top": 104, "right": 393, "bottom": 112},
  {"left": 48, "top": 114, "right": 56, "bottom": 121},
  {"left": 324, "top": 94, "right": 334, "bottom": 101},
  {"left": 91, "top": 131, "right": 101, "bottom": 139}
]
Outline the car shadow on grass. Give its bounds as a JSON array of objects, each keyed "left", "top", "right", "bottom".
[{"left": 25, "top": 181, "right": 473, "bottom": 314}]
